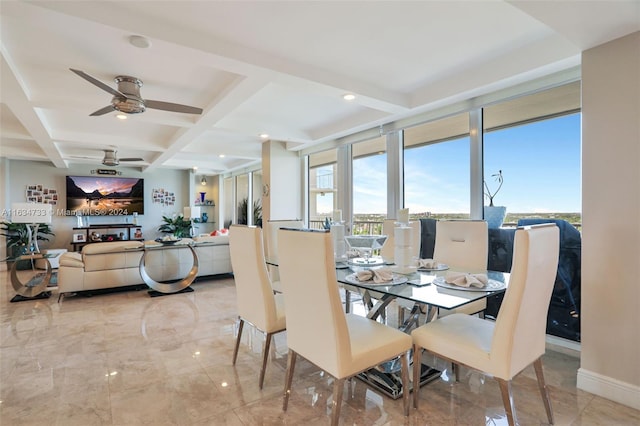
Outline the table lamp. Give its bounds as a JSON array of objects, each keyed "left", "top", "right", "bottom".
[{"left": 11, "top": 203, "right": 53, "bottom": 254}]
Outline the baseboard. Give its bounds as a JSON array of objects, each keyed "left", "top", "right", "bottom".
[
  {"left": 577, "top": 367, "right": 640, "bottom": 410},
  {"left": 545, "top": 334, "right": 581, "bottom": 356}
]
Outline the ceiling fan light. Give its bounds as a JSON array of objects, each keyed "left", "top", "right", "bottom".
[
  {"left": 116, "top": 113, "right": 127, "bottom": 120},
  {"left": 129, "top": 35, "right": 151, "bottom": 49}
]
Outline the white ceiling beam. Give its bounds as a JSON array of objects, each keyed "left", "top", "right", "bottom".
[{"left": 1, "top": 49, "right": 67, "bottom": 168}]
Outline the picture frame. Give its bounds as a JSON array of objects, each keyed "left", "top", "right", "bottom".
[{"left": 73, "top": 233, "right": 86, "bottom": 243}]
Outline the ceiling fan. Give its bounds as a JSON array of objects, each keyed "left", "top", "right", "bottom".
[
  {"left": 70, "top": 149, "right": 143, "bottom": 166},
  {"left": 70, "top": 68, "right": 203, "bottom": 116}
]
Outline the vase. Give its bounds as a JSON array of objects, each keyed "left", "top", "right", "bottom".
[
  {"left": 201, "top": 212, "right": 208, "bottom": 223},
  {"left": 484, "top": 206, "right": 507, "bottom": 229},
  {"left": 199, "top": 192, "right": 206, "bottom": 204}
]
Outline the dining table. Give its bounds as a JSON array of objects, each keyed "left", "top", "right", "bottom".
[{"left": 267, "top": 256, "right": 510, "bottom": 399}]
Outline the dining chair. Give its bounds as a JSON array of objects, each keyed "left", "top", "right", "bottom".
[
  {"left": 433, "top": 219, "right": 488, "bottom": 317},
  {"left": 229, "top": 225, "right": 286, "bottom": 389},
  {"left": 411, "top": 223, "right": 560, "bottom": 426},
  {"left": 277, "top": 228, "right": 412, "bottom": 426},
  {"left": 264, "top": 219, "right": 305, "bottom": 289}
]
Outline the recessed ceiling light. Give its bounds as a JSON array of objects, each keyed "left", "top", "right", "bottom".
[
  {"left": 129, "top": 35, "right": 151, "bottom": 49},
  {"left": 259, "top": 133, "right": 269, "bottom": 139},
  {"left": 343, "top": 93, "right": 356, "bottom": 101},
  {"left": 219, "top": 154, "right": 225, "bottom": 158},
  {"left": 116, "top": 114, "right": 127, "bottom": 120}
]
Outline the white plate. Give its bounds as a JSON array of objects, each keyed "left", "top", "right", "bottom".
[
  {"left": 343, "top": 273, "right": 408, "bottom": 286},
  {"left": 348, "top": 257, "right": 385, "bottom": 266},
  {"left": 433, "top": 276, "right": 506, "bottom": 292},
  {"left": 417, "top": 263, "right": 449, "bottom": 272}
]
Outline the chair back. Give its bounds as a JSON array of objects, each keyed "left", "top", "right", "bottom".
[
  {"left": 229, "top": 225, "right": 280, "bottom": 331},
  {"left": 277, "top": 228, "right": 350, "bottom": 377},
  {"left": 433, "top": 220, "right": 488, "bottom": 270},
  {"left": 491, "top": 224, "right": 560, "bottom": 379},
  {"left": 265, "top": 219, "right": 304, "bottom": 263},
  {"left": 380, "top": 219, "right": 421, "bottom": 262}
]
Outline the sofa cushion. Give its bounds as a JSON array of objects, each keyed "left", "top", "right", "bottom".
[
  {"left": 193, "top": 235, "right": 229, "bottom": 245},
  {"left": 82, "top": 241, "right": 144, "bottom": 272},
  {"left": 60, "top": 251, "right": 84, "bottom": 268},
  {"left": 82, "top": 241, "right": 144, "bottom": 255}
]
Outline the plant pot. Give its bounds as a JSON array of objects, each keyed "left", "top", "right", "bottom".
[{"left": 484, "top": 206, "right": 507, "bottom": 229}]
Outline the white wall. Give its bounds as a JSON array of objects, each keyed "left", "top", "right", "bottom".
[
  {"left": 3, "top": 160, "right": 191, "bottom": 251},
  {"left": 579, "top": 31, "right": 640, "bottom": 409},
  {"left": 261, "top": 140, "right": 302, "bottom": 222}
]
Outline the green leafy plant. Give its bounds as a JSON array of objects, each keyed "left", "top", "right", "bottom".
[
  {"left": 484, "top": 170, "right": 504, "bottom": 207},
  {"left": 238, "top": 198, "right": 263, "bottom": 226},
  {"left": 158, "top": 214, "right": 192, "bottom": 238},
  {"left": 1, "top": 221, "right": 54, "bottom": 254}
]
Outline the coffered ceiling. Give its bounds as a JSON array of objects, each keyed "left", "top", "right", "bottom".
[{"left": 1, "top": 1, "right": 638, "bottom": 175}]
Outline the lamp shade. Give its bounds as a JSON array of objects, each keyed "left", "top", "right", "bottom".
[
  {"left": 11, "top": 203, "right": 52, "bottom": 224},
  {"left": 183, "top": 206, "right": 201, "bottom": 219}
]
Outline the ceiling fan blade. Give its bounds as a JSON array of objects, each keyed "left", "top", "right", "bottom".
[
  {"left": 89, "top": 105, "right": 116, "bottom": 116},
  {"left": 70, "top": 68, "right": 126, "bottom": 98},
  {"left": 145, "top": 100, "right": 203, "bottom": 115},
  {"left": 119, "top": 157, "right": 144, "bottom": 162}
]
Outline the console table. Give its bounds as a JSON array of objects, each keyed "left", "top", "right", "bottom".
[
  {"left": 139, "top": 242, "right": 199, "bottom": 296},
  {"left": 72, "top": 224, "right": 143, "bottom": 252}
]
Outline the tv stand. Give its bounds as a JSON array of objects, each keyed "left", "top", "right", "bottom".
[{"left": 72, "top": 224, "right": 143, "bottom": 252}]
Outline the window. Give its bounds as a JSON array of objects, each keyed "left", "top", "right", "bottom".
[
  {"left": 352, "top": 136, "right": 386, "bottom": 234},
  {"left": 403, "top": 113, "right": 471, "bottom": 219},
  {"left": 483, "top": 81, "right": 581, "bottom": 226},
  {"left": 308, "top": 149, "right": 338, "bottom": 229}
]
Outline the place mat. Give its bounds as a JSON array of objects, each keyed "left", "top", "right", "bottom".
[
  {"left": 343, "top": 273, "right": 408, "bottom": 286},
  {"left": 433, "top": 276, "right": 506, "bottom": 292}
]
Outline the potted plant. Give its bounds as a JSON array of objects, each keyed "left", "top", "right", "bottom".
[
  {"left": 483, "top": 170, "right": 507, "bottom": 229},
  {"left": 158, "top": 214, "right": 193, "bottom": 238},
  {"left": 1, "top": 221, "right": 55, "bottom": 258}
]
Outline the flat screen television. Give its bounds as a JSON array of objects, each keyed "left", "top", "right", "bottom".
[{"left": 66, "top": 175, "right": 144, "bottom": 216}]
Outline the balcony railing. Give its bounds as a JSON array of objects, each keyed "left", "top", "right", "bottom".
[{"left": 309, "top": 218, "right": 581, "bottom": 233}]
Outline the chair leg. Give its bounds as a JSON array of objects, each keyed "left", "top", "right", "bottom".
[
  {"left": 497, "top": 378, "right": 518, "bottom": 426},
  {"left": 534, "top": 358, "right": 554, "bottom": 425},
  {"left": 452, "top": 362, "right": 460, "bottom": 382},
  {"left": 412, "top": 344, "right": 423, "bottom": 409},
  {"left": 344, "top": 289, "right": 351, "bottom": 313},
  {"left": 400, "top": 350, "right": 410, "bottom": 416},
  {"left": 259, "top": 332, "right": 273, "bottom": 389},
  {"left": 232, "top": 318, "right": 244, "bottom": 365},
  {"left": 331, "top": 378, "right": 345, "bottom": 426},
  {"left": 283, "top": 349, "right": 297, "bottom": 411}
]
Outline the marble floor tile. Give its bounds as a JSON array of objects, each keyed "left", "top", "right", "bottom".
[{"left": 1, "top": 271, "right": 638, "bottom": 425}]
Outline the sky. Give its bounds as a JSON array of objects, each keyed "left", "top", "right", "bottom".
[
  {"left": 320, "top": 113, "right": 581, "bottom": 215},
  {"left": 70, "top": 176, "right": 138, "bottom": 195}
]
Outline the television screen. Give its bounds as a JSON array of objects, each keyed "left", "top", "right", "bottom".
[{"left": 66, "top": 176, "right": 144, "bottom": 216}]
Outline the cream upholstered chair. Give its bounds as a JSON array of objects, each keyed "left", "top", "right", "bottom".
[
  {"left": 229, "top": 225, "right": 286, "bottom": 389},
  {"left": 411, "top": 224, "right": 560, "bottom": 426},
  {"left": 264, "top": 219, "right": 304, "bottom": 289},
  {"left": 434, "top": 219, "right": 488, "bottom": 316},
  {"left": 277, "top": 228, "right": 412, "bottom": 425},
  {"left": 380, "top": 219, "right": 421, "bottom": 263}
]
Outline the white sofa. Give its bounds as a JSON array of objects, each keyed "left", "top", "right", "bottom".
[{"left": 57, "top": 235, "right": 231, "bottom": 297}]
